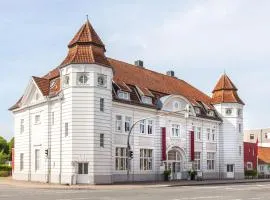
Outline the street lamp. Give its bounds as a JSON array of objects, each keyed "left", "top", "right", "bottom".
[{"left": 126, "top": 104, "right": 191, "bottom": 181}]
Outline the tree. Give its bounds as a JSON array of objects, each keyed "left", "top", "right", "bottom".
[
  {"left": 8, "top": 137, "right": 14, "bottom": 160},
  {"left": 0, "top": 136, "right": 8, "bottom": 155}
]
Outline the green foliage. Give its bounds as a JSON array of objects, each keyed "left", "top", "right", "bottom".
[
  {"left": 0, "top": 136, "right": 8, "bottom": 154},
  {"left": 163, "top": 169, "right": 171, "bottom": 176},
  {"left": 0, "top": 165, "right": 11, "bottom": 171},
  {"left": 245, "top": 170, "right": 258, "bottom": 177},
  {"left": 0, "top": 151, "right": 9, "bottom": 164}
]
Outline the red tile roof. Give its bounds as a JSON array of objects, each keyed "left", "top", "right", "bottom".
[
  {"left": 60, "top": 20, "right": 111, "bottom": 68},
  {"left": 258, "top": 147, "right": 270, "bottom": 164},
  {"left": 211, "top": 74, "right": 244, "bottom": 105},
  {"left": 109, "top": 58, "right": 214, "bottom": 108},
  {"left": 32, "top": 76, "right": 50, "bottom": 96}
]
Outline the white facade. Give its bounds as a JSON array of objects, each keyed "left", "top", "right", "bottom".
[{"left": 11, "top": 65, "right": 245, "bottom": 184}]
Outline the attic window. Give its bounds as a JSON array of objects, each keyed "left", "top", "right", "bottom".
[
  {"left": 142, "top": 96, "right": 152, "bottom": 105},
  {"left": 118, "top": 91, "right": 130, "bottom": 100},
  {"left": 194, "top": 107, "right": 201, "bottom": 115},
  {"left": 207, "top": 110, "right": 215, "bottom": 117},
  {"left": 225, "top": 108, "right": 232, "bottom": 115}
]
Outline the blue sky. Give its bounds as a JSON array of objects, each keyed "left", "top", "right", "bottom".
[{"left": 1, "top": 0, "right": 270, "bottom": 140}]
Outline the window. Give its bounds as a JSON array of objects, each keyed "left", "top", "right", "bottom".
[
  {"left": 140, "top": 120, "right": 146, "bottom": 134},
  {"left": 116, "top": 115, "right": 122, "bottom": 132},
  {"left": 212, "top": 129, "right": 215, "bottom": 141},
  {"left": 207, "top": 128, "right": 210, "bottom": 141},
  {"left": 97, "top": 74, "right": 107, "bottom": 87},
  {"left": 65, "top": 123, "right": 68, "bottom": 137},
  {"left": 194, "top": 152, "right": 201, "bottom": 170},
  {"left": 207, "top": 152, "right": 215, "bottom": 170},
  {"left": 20, "top": 119, "right": 24, "bottom": 134},
  {"left": 35, "top": 149, "right": 40, "bottom": 171},
  {"left": 20, "top": 153, "right": 24, "bottom": 171},
  {"left": 195, "top": 127, "right": 201, "bottom": 140},
  {"left": 247, "top": 162, "right": 253, "bottom": 170},
  {"left": 35, "top": 115, "right": 40, "bottom": 124},
  {"left": 195, "top": 107, "right": 201, "bottom": 115},
  {"left": 147, "top": 120, "right": 153, "bottom": 135},
  {"left": 237, "top": 109, "right": 242, "bottom": 117},
  {"left": 77, "top": 73, "right": 89, "bottom": 85},
  {"left": 100, "top": 98, "right": 104, "bottom": 112},
  {"left": 63, "top": 75, "right": 70, "bottom": 86},
  {"left": 78, "top": 163, "right": 88, "bottom": 174},
  {"left": 118, "top": 91, "right": 130, "bottom": 100},
  {"left": 227, "top": 164, "right": 234, "bottom": 172},
  {"left": 100, "top": 134, "right": 104, "bottom": 147},
  {"left": 238, "top": 124, "right": 242, "bottom": 133},
  {"left": 125, "top": 117, "right": 132, "bottom": 133},
  {"left": 239, "top": 146, "right": 242, "bottom": 156},
  {"left": 172, "top": 124, "right": 180, "bottom": 137},
  {"left": 173, "top": 101, "right": 180, "bottom": 110},
  {"left": 207, "top": 110, "right": 214, "bottom": 117},
  {"left": 115, "top": 147, "right": 128, "bottom": 170},
  {"left": 225, "top": 108, "right": 232, "bottom": 115},
  {"left": 140, "top": 149, "right": 153, "bottom": 170},
  {"left": 51, "top": 112, "right": 54, "bottom": 125},
  {"left": 260, "top": 165, "right": 264, "bottom": 172},
  {"left": 250, "top": 134, "right": 254, "bottom": 140},
  {"left": 141, "top": 96, "right": 152, "bottom": 104}
]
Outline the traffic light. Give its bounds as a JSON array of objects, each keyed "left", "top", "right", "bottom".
[
  {"left": 45, "top": 149, "right": 48, "bottom": 157},
  {"left": 129, "top": 150, "right": 134, "bottom": 159}
]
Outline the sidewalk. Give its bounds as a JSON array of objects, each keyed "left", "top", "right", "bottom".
[{"left": 1, "top": 177, "right": 270, "bottom": 190}]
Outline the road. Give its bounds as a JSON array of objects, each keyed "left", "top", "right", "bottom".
[{"left": 0, "top": 182, "right": 270, "bottom": 200}]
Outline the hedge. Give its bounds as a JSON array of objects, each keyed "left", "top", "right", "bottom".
[
  {"left": 245, "top": 170, "right": 257, "bottom": 177},
  {"left": 0, "top": 171, "right": 10, "bottom": 177},
  {"left": 0, "top": 165, "right": 12, "bottom": 171}
]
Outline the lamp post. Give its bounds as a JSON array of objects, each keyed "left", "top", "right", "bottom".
[{"left": 126, "top": 104, "right": 191, "bottom": 181}]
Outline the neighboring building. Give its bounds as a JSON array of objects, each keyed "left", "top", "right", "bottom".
[
  {"left": 9, "top": 19, "right": 245, "bottom": 184},
  {"left": 244, "top": 128, "right": 270, "bottom": 147},
  {"left": 258, "top": 147, "right": 270, "bottom": 176},
  {"left": 244, "top": 142, "right": 258, "bottom": 171}
]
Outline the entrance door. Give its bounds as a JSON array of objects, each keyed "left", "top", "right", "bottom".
[
  {"left": 226, "top": 164, "right": 234, "bottom": 179},
  {"left": 167, "top": 162, "right": 181, "bottom": 180},
  {"left": 76, "top": 162, "right": 89, "bottom": 184}
]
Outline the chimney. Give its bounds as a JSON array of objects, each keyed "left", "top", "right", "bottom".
[
  {"left": 166, "top": 70, "right": 175, "bottom": 77},
  {"left": 134, "top": 60, "right": 144, "bottom": 68}
]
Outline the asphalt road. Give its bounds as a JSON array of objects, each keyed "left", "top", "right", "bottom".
[{"left": 1, "top": 182, "right": 270, "bottom": 200}]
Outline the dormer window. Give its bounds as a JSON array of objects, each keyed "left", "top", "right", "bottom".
[
  {"left": 207, "top": 110, "right": 215, "bottom": 117},
  {"left": 194, "top": 107, "right": 201, "bottom": 115},
  {"left": 118, "top": 91, "right": 130, "bottom": 100},
  {"left": 63, "top": 75, "right": 70, "bottom": 86},
  {"left": 141, "top": 96, "right": 152, "bottom": 105}
]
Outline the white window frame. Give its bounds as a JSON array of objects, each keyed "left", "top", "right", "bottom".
[
  {"left": 20, "top": 153, "right": 24, "bottom": 171},
  {"left": 100, "top": 133, "right": 104, "bottom": 148},
  {"left": 115, "top": 147, "right": 128, "bottom": 171},
  {"left": 77, "top": 72, "right": 89, "bottom": 85},
  {"left": 212, "top": 129, "right": 216, "bottom": 141},
  {"left": 172, "top": 124, "right": 180, "bottom": 137},
  {"left": 237, "top": 109, "right": 242, "bottom": 117},
  {"left": 207, "top": 128, "right": 211, "bottom": 141},
  {"left": 140, "top": 120, "right": 146, "bottom": 134},
  {"left": 246, "top": 162, "right": 253, "bottom": 170},
  {"left": 65, "top": 122, "right": 68, "bottom": 137},
  {"left": 140, "top": 149, "right": 153, "bottom": 171},
  {"left": 20, "top": 119, "right": 24, "bottom": 134},
  {"left": 34, "top": 115, "right": 41, "bottom": 125},
  {"left": 118, "top": 91, "right": 130, "bottom": 100},
  {"left": 195, "top": 127, "right": 202, "bottom": 141},
  {"left": 78, "top": 162, "right": 88, "bottom": 174},
  {"left": 207, "top": 152, "right": 215, "bottom": 170},
  {"left": 141, "top": 96, "right": 152, "bottom": 105},
  {"left": 97, "top": 74, "right": 107, "bottom": 87},
  {"left": 195, "top": 107, "right": 201, "bottom": 115},
  {"left": 194, "top": 152, "right": 201, "bottom": 170},
  {"left": 260, "top": 165, "right": 264, "bottom": 172},
  {"left": 225, "top": 108, "right": 232, "bottom": 115},
  {"left": 125, "top": 116, "right": 132, "bottom": 133},
  {"left": 116, "top": 115, "right": 122, "bottom": 132},
  {"left": 63, "top": 74, "right": 70, "bottom": 87},
  {"left": 250, "top": 134, "right": 254, "bottom": 140},
  {"left": 147, "top": 120, "right": 153, "bottom": 135},
  {"left": 35, "top": 149, "right": 40, "bottom": 171}
]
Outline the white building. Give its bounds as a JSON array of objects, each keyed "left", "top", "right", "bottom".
[{"left": 9, "top": 19, "right": 245, "bottom": 184}]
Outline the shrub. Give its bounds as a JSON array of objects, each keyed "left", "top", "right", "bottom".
[
  {"left": 0, "top": 171, "right": 10, "bottom": 177},
  {"left": 245, "top": 170, "right": 257, "bottom": 177},
  {"left": 0, "top": 165, "right": 11, "bottom": 171}
]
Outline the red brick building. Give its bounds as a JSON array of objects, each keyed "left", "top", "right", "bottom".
[{"left": 244, "top": 142, "right": 258, "bottom": 170}]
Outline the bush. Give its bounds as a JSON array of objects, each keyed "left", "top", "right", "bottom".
[
  {"left": 245, "top": 170, "right": 257, "bottom": 177},
  {"left": 0, "top": 171, "right": 10, "bottom": 177},
  {"left": 0, "top": 165, "right": 11, "bottom": 171}
]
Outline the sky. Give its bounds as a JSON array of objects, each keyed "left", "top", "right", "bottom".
[{"left": 1, "top": 0, "right": 270, "bottom": 140}]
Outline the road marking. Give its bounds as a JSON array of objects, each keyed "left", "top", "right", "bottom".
[{"left": 173, "top": 196, "right": 224, "bottom": 200}]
